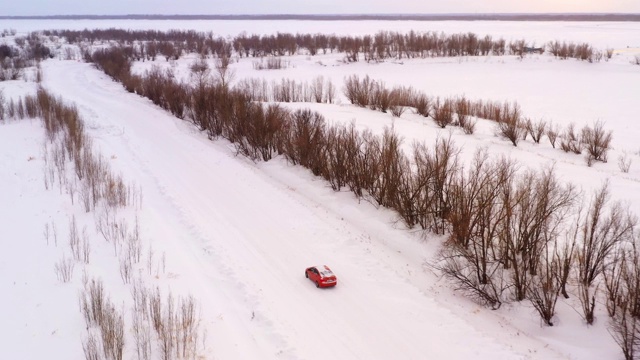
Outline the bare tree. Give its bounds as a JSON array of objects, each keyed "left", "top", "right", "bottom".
[
  {"left": 499, "top": 166, "right": 576, "bottom": 301},
  {"left": 582, "top": 121, "right": 613, "bottom": 164},
  {"left": 577, "top": 183, "right": 636, "bottom": 287},
  {"left": 525, "top": 118, "right": 546, "bottom": 144},
  {"left": 437, "top": 244, "right": 507, "bottom": 310},
  {"left": 496, "top": 102, "right": 523, "bottom": 146},
  {"left": 609, "top": 244, "right": 640, "bottom": 360},
  {"left": 439, "top": 151, "right": 516, "bottom": 309},
  {"left": 546, "top": 122, "right": 560, "bottom": 149},
  {"left": 527, "top": 240, "right": 564, "bottom": 326},
  {"left": 560, "top": 123, "right": 583, "bottom": 154},
  {"left": 576, "top": 183, "right": 637, "bottom": 324},
  {"left": 432, "top": 98, "right": 454, "bottom": 128},
  {"left": 604, "top": 246, "right": 627, "bottom": 317},
  {"left": 214, "top": 53, "right": 235, "bottom": 88},
  {"left": 370, "top": 128, "right": 409, "bottom": 208}
]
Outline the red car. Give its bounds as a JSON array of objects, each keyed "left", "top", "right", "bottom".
[{"left": 305, "top": 265, "right": 337, "bottom": 288}]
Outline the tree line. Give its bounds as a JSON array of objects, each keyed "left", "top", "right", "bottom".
[{"left": 43, "top": 28, "right": 605, "bottom": 63}]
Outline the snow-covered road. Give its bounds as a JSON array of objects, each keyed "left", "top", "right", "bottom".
[{"left": 39, "top": 60, "right": 569, "bottom": 359}]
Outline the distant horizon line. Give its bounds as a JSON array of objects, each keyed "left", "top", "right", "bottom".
[{"left": 2, "top": 13, "right": 640, "bottom": 21}]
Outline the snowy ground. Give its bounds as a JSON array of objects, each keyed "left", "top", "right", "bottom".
[{"left": 2, "top": 20, "right": 640, "bottom": 360}]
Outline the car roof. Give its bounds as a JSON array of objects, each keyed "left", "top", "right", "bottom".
[{"left": 311, "top": 265, "right": 330, "bottom": 271}]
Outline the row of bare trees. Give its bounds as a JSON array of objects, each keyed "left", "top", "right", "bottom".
[
  {"left": 547, "top": 40, "right": 613, "bottom": 62},
  {"left": 47, "top": 28, "right": 613, "bottom": 64},
  {"left": 343, "top": 75, "right": 613, "bottom": 165},
  {"left": 237, "top": 76, "right": 336, "bottom": 104},
  {"left": 87, "top": 45, "right": 640, "bottom": 359},
  {"left": 51, "top": 28, "right": 512, "bottom": 60}
]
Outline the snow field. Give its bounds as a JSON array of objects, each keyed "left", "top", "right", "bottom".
[{"left": 1, "top": 20, "right": 640, "bottom": 360}]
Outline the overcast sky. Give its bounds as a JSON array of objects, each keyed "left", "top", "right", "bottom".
[{"left": 2, "top": 0, "right": 640, "bottom": 16}]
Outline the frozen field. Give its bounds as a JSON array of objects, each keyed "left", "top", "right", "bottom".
[{"left": 1, "top": 20, "right": 640, "bottom": 360}]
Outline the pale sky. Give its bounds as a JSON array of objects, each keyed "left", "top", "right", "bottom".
[{"left": 2, "top": 0, "right": 640, "bottom": 16}]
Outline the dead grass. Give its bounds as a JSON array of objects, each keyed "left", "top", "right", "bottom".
[{"left": 54, "top": 254, "right": 75, "bottom": 282}]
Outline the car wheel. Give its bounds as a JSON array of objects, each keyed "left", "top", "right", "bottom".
[
  {"left": 305, "top": 272, "right": 308, "bottom": 278},
  {"left": 316, "top": 281, "right": 320, "bottom": 288}
]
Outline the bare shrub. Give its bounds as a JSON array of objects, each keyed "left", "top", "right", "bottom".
[
  {"left": 581, "top": 121, "right": 612, "bottom": 164},
  {"left": 390, "top": 105, "right": 406, "bottom": 117},
  {"left": 618, "top": 152, "right": 632, "bottom": 173},
  {"left": 252, "top": 57, "right": 289, "bottom": 70},
  {"left": 324, "top": 78, "right": 336, "bottom": 104},
  {"left": 559, "top": 123, "right": 582, "bottom": 154},
  {"left": 432, "top": 98, "right": 453, "bottom": 128},
  {"left": 54, "top": 254, "right": 75, "bottom": 282},
  {"left": 69, "top": 215, "right": 81, "bottom": 260},
  {"left": 413, "top": 93, "right": 432, "bottom": 117},
  {"left": 100, "top": 303, "right": 125, "bottom": 360},
  {"left": 427, "top": 136, "right": 460, "bottom": 234},
  {"left": 80, "top": 278, "right": 106, "bottom": 327},
  {"left": 547, "top": 122, "right": 560, "bottom": 148},
  {"left": 558, "top": 229, "right": 577, "bottom": 299},
  {"left": 525, "top": 118, "right": 546, "bottom": 144},
  {"left": 310, "top": 76, "right": 325, "bottom": 103},
  {"left": 119, "top": 257, "right": 132, "bottom": 284},
  {"left": 370, "top": 128, "right": 408, "bottom": 208},
  {"left": 371, "top": 82, "right": 392, "bottom": 112},
  {"left": 578, "top": 281, "right": 598, "bottom": 325},
  {"left": 575, "top": 43, "right": 594, "bottom": 61},
  {"left": 324, "top": 123, "right": 351, "bottom": 191},
  {"left": 214, "top": 53, "right": 235, "bottom": 88},
  {"left": 132, "top": 308, "right": 152, "bottom": 360},
  {"left": 603, "top": 246, "right": 627, "bottom": 317},
  {"left": 81, "top": 233, "right": 91, "bottom": 264},
  {"left": 454, "top": 97, "right": 472, "bottom": 130},
  {"left": 147, "top": 288, "right": 202, "bottom": 360},
  {"left": 282, "top": 109, "right": 328, "bottom": 176},
  {"left": 343, "top": 75, "right": 374, "bottom": 107},
  {"left": 527, "top": 243, "right": 564, "bottom": 326},
  {"left": 343, "top": 74, "right": 359, "bottom": 106},
  {"left": 605, "top": 48, "right": 614, "bottom": 60},
  {"left": 496, "top": 102, "right": 522, "bottom": 146},
  {"left": 6, "top": 97, "right": 16, "bottom": 119},
  {"left": 176, "top": 295, "right": 200, "bottom": 358},
  {"left": 82, "top": 333, "right": 102, "bottom": 360},
  {"left": 461, "top": 117, "right": 477, "bottom": 135},
  {"left": 0, "top": 90, "right": 5, "bottom": 121},
  {"left": 454, "top": 96, "right": 471, "bottom": 128}
]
